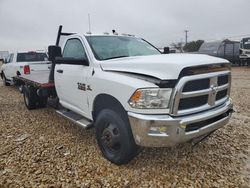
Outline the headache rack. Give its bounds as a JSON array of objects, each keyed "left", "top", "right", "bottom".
[
  {"left": 48, "top": 25, "right": 75, "bottom": 83},
  {"left": 55, "top": 25, "right": 75, "bottom": 46}
]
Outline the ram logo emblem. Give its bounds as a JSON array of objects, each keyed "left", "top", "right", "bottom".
[{"left": 210, "top": 84, "right": 218, "bottom": 96}]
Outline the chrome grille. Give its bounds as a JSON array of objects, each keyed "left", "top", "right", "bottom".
[{"left": 170, "top": 71, "right": 231, "bottom": 116}]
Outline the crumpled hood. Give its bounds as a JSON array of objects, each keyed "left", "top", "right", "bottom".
[{"left": 100, "top": 54, "right": 229, "bottom": 80}]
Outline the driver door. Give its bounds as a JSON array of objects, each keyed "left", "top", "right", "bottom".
[{"left": 55, "top": 38, "right": 91, "bottom": 117}]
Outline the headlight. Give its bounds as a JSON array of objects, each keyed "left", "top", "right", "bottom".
[{"left": 128, "top": 88, "right": 172, "bottom": 109}]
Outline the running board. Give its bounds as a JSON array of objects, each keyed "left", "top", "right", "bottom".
[{"left": 56, "top": 109, "right": 93, "bottom": 129}]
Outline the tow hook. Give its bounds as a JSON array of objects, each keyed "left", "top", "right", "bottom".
[{"left": 228, "top": 108, "right": 235, "bottom": 114}]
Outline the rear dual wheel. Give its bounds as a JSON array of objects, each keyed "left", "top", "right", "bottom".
[{"left": 23, "top": 85, "right": 47, "bottom": 110}]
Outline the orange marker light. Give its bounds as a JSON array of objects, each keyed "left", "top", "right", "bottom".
[{"left": 131, "top": 90, "right": 142, "bottom": 102}]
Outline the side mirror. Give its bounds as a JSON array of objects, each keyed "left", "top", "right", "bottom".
[
  {"left": 48, "top": 45, "right": 62, "bottom": 61},
  {"left": 163, "top": 47, "right": 170, "bottom": 54},
  {"left": 55, "top": 57, "right": 89, "bottom": 66},
  {"left": 48, "top": 45, "right": 62, "bottom": 83}
]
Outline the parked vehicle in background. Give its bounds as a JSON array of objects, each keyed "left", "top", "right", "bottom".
[
  {"left": 239, "top": 37, "right": 250, "bottom": 66},
  {"left": 0, "top": 51, "right": 9, "bottom": 63},
  {"left": 14, "top": 26, "right": 234, "bottom": 165},
  {"left": 0, "top": 51, "right": 51, "bottom": 86},
  {"left": 198, "top": 39, "right": 240, "bottom": 65}
]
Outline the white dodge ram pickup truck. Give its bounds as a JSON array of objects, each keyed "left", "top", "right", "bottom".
[
  {"left": 15, "top": 27, "right": 233, "bottom": 164},
  {"left": 1, "top": 51, "right": 50, "bottom": 86}
]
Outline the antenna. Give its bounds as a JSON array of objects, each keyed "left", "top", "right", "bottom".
[{"left": 88, "top": 14, "right": 91, "bottom": 33}]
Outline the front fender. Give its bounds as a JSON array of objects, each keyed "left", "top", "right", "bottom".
[{"left": 87, "top": 69, "right": 171, "bottom": 118}]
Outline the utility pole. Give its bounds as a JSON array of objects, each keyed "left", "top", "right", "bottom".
[{"left": 184, "top": 30, "right": 189, "bottom": 45}]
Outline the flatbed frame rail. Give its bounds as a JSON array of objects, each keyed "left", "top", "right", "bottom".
[
  {"left": 13, "top": 71, "right": 55, "bottom": 89},
  {"left": 13, "top": 76, "right": 55, "bottom": 89}
]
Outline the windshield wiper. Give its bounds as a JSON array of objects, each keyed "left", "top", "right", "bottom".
[{"left": 102, "top": 55, "right": 129, "bottom": 60}]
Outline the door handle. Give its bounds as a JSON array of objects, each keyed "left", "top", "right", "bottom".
[{"left": 57, "top": 69, "right": 63, "bottom": 73}]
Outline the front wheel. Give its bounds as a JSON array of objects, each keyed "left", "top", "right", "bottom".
[{"left": 95, "top": 109, "right": 138, "bottom": 165}]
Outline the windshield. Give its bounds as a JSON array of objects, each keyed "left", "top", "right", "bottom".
[
  {"left": 86, "top": 36, "right": 161, "bottom": 60},
  {"left": 16, "top": 52, "right": 48, "bottom": 62},
  {"left": 242, "top": 37, "right": 250, "bottom": 49}
]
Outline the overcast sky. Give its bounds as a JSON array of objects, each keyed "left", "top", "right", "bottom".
[{"left": 0, "top": 0, "right": 250, "bottom": 52}]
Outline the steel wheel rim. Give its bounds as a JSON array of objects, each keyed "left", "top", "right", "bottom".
[{"left": 101, "top": 123, "right": 121, "bottom": 153}]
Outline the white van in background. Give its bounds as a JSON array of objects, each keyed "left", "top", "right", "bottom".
[{"left": 239, "top": 37, "right": 250, "bottom": 66}]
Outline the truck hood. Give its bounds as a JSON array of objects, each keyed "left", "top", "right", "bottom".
[{"left": 100, "top": 54, "right": 229, "bottom": 80}]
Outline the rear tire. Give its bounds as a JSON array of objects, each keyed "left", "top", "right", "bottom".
[
  {"left": 2, "top": 73, "right": 10, "bottom": 86},
  {"left": 95, "top": 109, "right": 138, "bottom": 165},
  {"left": 23, "top": 85, "right": 38, "bottom": 110},
  {"left": 38, "top": 97, "right": 48, "bottom": 108}
]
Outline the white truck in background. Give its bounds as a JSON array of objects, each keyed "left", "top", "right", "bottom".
[
  {"left": 14, "top": 26, "right": 234, "bottom": 165},
  {"left": 239, "top": 37, "right": 250, "bottom": 66},
  {"left": 0, "top": 51, "right": 50, "bottom": 86}
]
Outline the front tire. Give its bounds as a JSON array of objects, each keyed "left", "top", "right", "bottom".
[{"left": 95, "top": 109, "right": 138, "bottom": 165}]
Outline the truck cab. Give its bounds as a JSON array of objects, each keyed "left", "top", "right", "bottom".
[{"left": 55, "top": 34, "right": 162, "bottom": 119}]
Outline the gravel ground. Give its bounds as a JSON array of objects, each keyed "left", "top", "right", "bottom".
[{"left": 0, "top": 67, "right": 249, "bottom": 187}]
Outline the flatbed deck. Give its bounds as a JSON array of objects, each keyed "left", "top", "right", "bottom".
[{"left": 14, "top": 71, "right": 55, "bottom": 89}]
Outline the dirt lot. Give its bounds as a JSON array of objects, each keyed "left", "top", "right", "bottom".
[{"left": 0, "top": 67, "right": 249, "bottom": 187}]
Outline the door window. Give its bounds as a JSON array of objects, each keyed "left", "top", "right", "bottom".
[
  {"left": 7, "top": 53, "right": 14, "bottom": 63},
  {"left": 63, "top": 38, "right": 87, "bottom": 60}
]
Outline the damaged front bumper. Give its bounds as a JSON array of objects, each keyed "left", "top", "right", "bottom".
[{"left": 128, "top": 99, "right": 233, "bottom": 147}]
